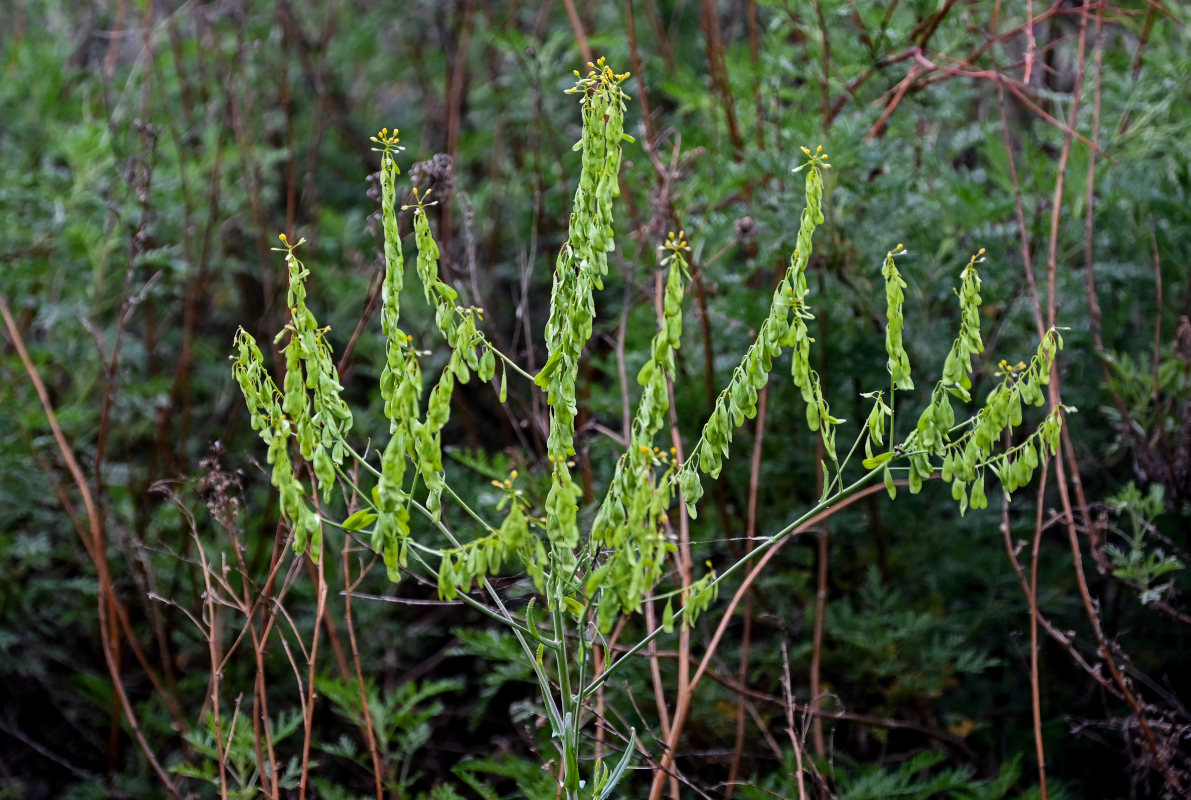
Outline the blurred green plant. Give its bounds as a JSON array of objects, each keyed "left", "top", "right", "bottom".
[
  {"left": 316, "top": 676, "right": 463, "bottom": 796},
  {"left": 173, "top": 710, "right": 304, "bottom": 800},
  {"left": 1106, "top": 482, "right": 1184, "bottom": 605}
]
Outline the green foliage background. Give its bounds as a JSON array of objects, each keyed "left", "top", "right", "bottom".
[{"left": 1, "top": 1, "right": 1189, "bottom": 797}]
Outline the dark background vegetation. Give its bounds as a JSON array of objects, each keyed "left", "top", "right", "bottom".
[{"left": 2, "top": 1, "right": 1190, "bottom": 797}]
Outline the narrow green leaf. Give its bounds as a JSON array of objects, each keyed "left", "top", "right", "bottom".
[
  {"left": 593, "top": 728, "right": 636, "bottom": 800},
  {"left": 863, "top": 452, "right": 894, "bottom": 470},
  {"left": 342, "top": 509, "right": 378, "bottom": 532}
]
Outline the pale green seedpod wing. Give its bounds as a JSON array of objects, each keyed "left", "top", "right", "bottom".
[
  {"left": 682, "top": 146, "right": 836, "bottom": 513},
  {"left": 537, "top": 66, "right": 632, "bottom": 552},
  {"left": 882, "top": 244, "right": 914, "bottom": 392},
  {"left": 232, "top": 234, "right": 361, "bottom": 562},
  {"left": 924, "top": 322, "right": 1068, "bottom": 515},
  {"left": 376, "top": 131, "right": 410, "bottom": 432},
  {"left": 588, "top": 233, "right": 690, "bottom": 628}
]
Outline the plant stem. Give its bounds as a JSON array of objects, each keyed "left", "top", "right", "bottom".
[{"left": 585, "top": 466, "right": 886, "bottom": 697}]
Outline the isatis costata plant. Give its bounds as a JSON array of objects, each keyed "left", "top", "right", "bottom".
[{"left": 232, "top": 59, "right": 1069, "bottom": 797}]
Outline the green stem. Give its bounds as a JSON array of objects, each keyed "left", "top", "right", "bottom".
[
  {"left": 400, "top": 548, "right": 535, "bottom": 638},
  {"left": 441, "top": 482, "right": 498, "bottom": 534},
  {"left": 827, "top": 426, "right": 868, "bottom": 496},
  {"left": 584, "top": 465, "right": 886, "bottom": 697},
  {"left": 404, "top": 496, "right": 560, "bottom": 648},
  {"left": 401, "top": 509, "right": 567, "bottom": 742},
  {"left": 489, "top": 344, "right": 539, "bottom": 383},
  {"left": 342, "top": 442, "right": 384, "bottom": 480},
  {"left": 552, "top": 590, "right": 582, "bottom": 792}
]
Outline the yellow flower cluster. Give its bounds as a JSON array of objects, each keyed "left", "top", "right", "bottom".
[
  {"left": 565, "top": 56, "right": 631, "bottom": 95},
  {"left": 995, "top": 359, "right": 1028, "bottom": 377},
  {"left": 401, "top": 186, "right": 438, "bottom": 211},
  {"left": 664, "top": 229, "right": 688, "bottom": 252},
  {"left": 636, "top": 443, "right": 680, "bottom": 468},
  {"left": 793, "top": 144, "right": 831, "bottom": 173},
  {"left": 369, "top": 127, "right": 403, "bottom": 153}
]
